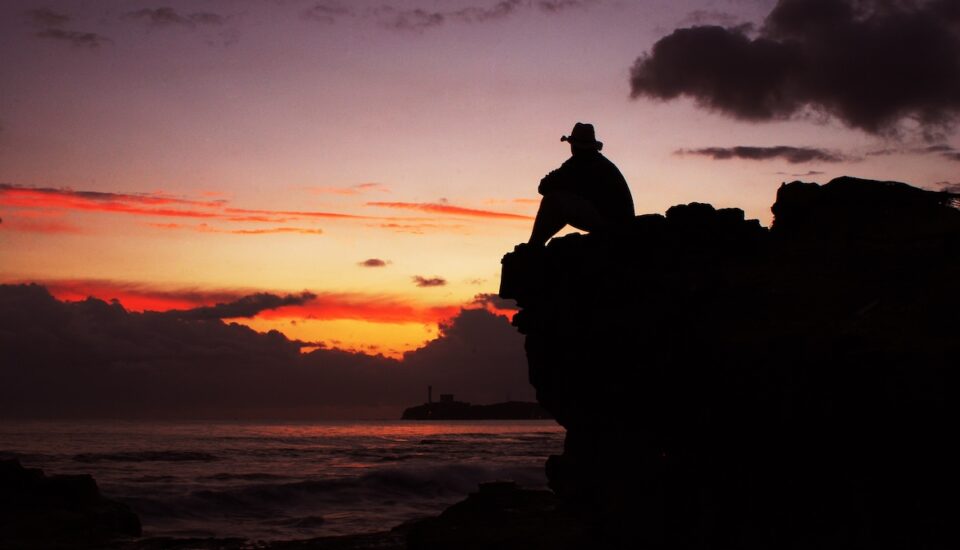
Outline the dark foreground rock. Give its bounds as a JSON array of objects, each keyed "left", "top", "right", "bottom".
[
  {"left": 498, "top": 176, "right": 959, "bottom": 548},
  {"left": 402, "top": 400, "right": 552, "bottom": 420},
  {"left": 399, "top": 176, "right": 960, "bottom": 550},
  {"left": 7, "top": 176, "right": 955, "bottom": 549},
  {"left": 0, "top": 458, "right": 141, "bottom": 548},
  {"left": 405, "top": 481, "right": 585, "bottom": 550}
]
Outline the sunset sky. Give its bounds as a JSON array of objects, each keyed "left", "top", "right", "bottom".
[{"left": 3, "top": 0, "right": 958, "bottom": 358}]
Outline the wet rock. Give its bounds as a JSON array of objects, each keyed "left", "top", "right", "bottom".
[
  {"left": 0, "top": 458, "right": 141, "bottom": 546},
  {"left": 406, "top": 481, "right": 585, "bottom": 550}
]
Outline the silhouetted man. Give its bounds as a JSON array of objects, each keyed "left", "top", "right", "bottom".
[{"left": 528, "top": 123, "right": 634, "bottom": 246}]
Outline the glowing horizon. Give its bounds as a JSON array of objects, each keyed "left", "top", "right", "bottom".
[{"left": 3, "top": 0, "right": 957, "bottom": 358}]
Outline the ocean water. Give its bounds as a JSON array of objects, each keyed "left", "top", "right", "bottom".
[{"left": 0, "top": 420, "right": 564, "bottom": 541}]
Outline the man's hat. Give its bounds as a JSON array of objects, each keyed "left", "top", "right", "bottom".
[{"left": 561, "top": 122, "right": 603, "bottom": 150}]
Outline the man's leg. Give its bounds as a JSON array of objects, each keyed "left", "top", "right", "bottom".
[{"left": 528, "top": 191, "right": 607, "bottom": 246}]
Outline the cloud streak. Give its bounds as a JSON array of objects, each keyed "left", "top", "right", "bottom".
[
  {"left": 630, "top": 0, "right": 960, "bottom": 135},
  {"left": 367, "top": 201, "right": 533, "bottom": 220},
  {"left": 29, "top": 278, "right": 459, "bottom": 325},
  {"left": 1, "top": 184, "right": 522, "bottom": 234},
  {"left": 471, "top": 293, "right": 518, "bottom": 317},
  {"left": 166, "top": 292, "right": 317, "bottom": 320},
  {"left": 24, "top": 7, "right": 111, "bottom": 48},
  {"left": 124, "top": 7, "right": 225, "bottom": 28},
  {"left": 148, "top": 223, "right": 324, "bottom": 235},
  {"left": 0, "top": 218, "right": 83, "bottom": 234},
  {"left": 866, "top": 142, "right": 960, "bottom": 161},
  {"left": 412, "top": 276, "right": 447, "bottom": 288},
  {"left": 309, "top": 183, "right": 390, "bottom": 195},
  {"left": 676, "top": 146, "right": 846, "bottom": 163},
  {"left": 35, "top": 29, "right": 110, "bottom": 48},
  {"left": 24, "top": 8, "right": 72, "bottom": 28},
  {"left": 373, "top": 222, "right": 468, "bottom": 234},
  {"left": 303, "top": 0, "right": 595, "bottom": 31}
]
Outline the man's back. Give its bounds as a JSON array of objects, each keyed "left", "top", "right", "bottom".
[{"left": 538, "top": 151, "right": 635, "bottom": 223}]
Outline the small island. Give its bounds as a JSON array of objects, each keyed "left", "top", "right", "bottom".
[{"left": 402, "top": 387, "right": 552, "bottom": 420}]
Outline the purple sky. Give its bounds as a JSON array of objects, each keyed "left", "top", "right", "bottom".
[{"left": 1, "top": 0, "right": 958, "bottom": 406}]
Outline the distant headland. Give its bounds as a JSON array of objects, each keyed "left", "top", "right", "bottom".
[{"left": 401, "top": 386, "right": 552, "bottom": 420}]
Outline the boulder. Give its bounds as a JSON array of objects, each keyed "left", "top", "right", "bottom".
[
  {"left": 0, "top": 458, "right": 141, "bottom": 546},
  {"left": 499, "top": 176, "right": 959, "bottom": 548}
]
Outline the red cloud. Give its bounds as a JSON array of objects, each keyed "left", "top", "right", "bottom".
[
  {"left": 0, "top": 184, "right": 373, "bottom": 226},
  {"left": 148, "top": 223, "right": 323, "bottom": 235},
  {"left": 262, "top": 299, "right": 458, "bottom": 324},
  {"left": 372, "top": 222, "right": 467, "bottom": 234},
  {"left": 25, "top": 279, "right": 459, "bottom": 325},
  {"left": 1, "top": 184, "right": 529, "bottom": 236},
  {"left": 309, "top": 182, "right": 391, "bottom": 195},
  {"left": 39, "top": 279, "right": 242, "bottom": 311},
  {"left": 0, "top": 213, "right": 83, "bottom": 234},
  {"left": 366, "top": 201, "right": 534, "bottom": 220}
]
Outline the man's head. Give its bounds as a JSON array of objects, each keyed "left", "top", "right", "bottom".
[{"left": 561, "top": 122, "right": 603, "bottom": 154}]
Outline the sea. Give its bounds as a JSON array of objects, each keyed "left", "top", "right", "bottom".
[{"left": 0, "top": 420, "right": 565, "bottom": 541}]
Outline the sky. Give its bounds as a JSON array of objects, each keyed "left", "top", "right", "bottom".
[{"left": 2, "top": 0, "right": 959, "bottom": 408}]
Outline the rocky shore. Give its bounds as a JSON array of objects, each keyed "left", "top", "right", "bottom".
[
  {"left": 0, "top": 458, "right": 140, "bottom": 549},
  {"left": 4, "top": 176, "right": 956, "bottom": 549},
  {"left": 501, "top": 176, "right": 958, "bottom": 548}
]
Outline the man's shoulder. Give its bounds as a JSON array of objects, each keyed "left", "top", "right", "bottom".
[{"left": 592, "top": 153, "right": 626, "bottom": 176}]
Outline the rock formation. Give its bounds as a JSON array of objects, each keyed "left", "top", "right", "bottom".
[
  {"left": 498, "top": 176, "right": 958, "bottom": 548},
  {"left": 0, "top": 458, "right": 141, "bottom": 546}
]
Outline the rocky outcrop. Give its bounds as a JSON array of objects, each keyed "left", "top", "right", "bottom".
[
  {"left": 406, "top": 482, "right": 583, "bottom": 550},
  {"left": 0, "top": 458, "right": 141, "bottom": 547},
  {"left": 499, "top": 176, "right": 958, "bottom": 548},
  {"left": 401, "top": 400, "right": 551, "bottom": 420}
]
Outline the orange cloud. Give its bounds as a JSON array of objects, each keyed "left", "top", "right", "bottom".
[
  {"left": 308, "top": 182, "right": 391, "bottom": 195},
  {"left": 483, "top": 197, "right": 540, "bottom": 206},
  {"left": 372, "top": 222, "right": 467, "bottom": 234},
  {"left": 1, "top": 184, "right": 528, "bottom": 236},
  {"left": 366, "top": 201, "right": 534, "bottom": 220},
  {"left": 0, "top": 183, "right": 374, "bottom": 225},
  {"left": 0, "top": 211, "right": 83, "bottom": 234},
  {"left": 469, "top": 293, "right": 518, "bottom": 319},
  {"left": 38, "top": 279, "right": 241, "bottom": 311},
  {"left": 261, "top": 299, "right": 458, "bottom": 324},
  {"left": 148, "top": 223, "right": 323, "bottom": 235},
  {"left": 23, "top": 278, "right": 459, "bottom": 325}
]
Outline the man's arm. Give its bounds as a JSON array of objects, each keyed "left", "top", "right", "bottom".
[{"left": 537, "top": 162, "right": 574, "bottom": 195}]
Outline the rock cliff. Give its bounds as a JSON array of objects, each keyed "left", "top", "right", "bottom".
[
  {"left": 0, "top": 458, "right": 141, "bottom": 547},
  {"left": 499, "top": 176, "right": 958, "bottom": 548}
]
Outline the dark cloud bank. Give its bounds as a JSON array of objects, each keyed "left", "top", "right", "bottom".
[
  {"left": 25, "top": 7, "right": 111, "bottom": 48},
  {"left": 165, "top": 291, "right": 317, "bottom": 321},
  {"left": 304, "top": 0, "right": 594, "bottom": 31},
  {"left": 678, "top": 145, "right": 845, "bottom": 163},
  {"left": 631, "top": 0, "right": 960, "bottom": 135},
  {"left": 123, "top": 7, "right": 225, "bottom": 28},
  {"left": 0, "top": 284, "right": 532, "bottom": 419}
]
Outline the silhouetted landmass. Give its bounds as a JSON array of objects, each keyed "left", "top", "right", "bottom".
[
  {"left": 401, "top": 400, "right": 552, "bottom": 420},
  {"left": 488, "top": 175, "right": 958, "bottom": 548},
  {"left": 0, "top": 458, "right": 141, "bottom": 547},
  {"left": 0, "top": 290, "right": 533, "bottom": 419},
  {"left": 7, "top": 176, "right": 957, "bottom": 549},
  {"left": 405, "top": 482, "right": 580, "bottom": 549}
]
